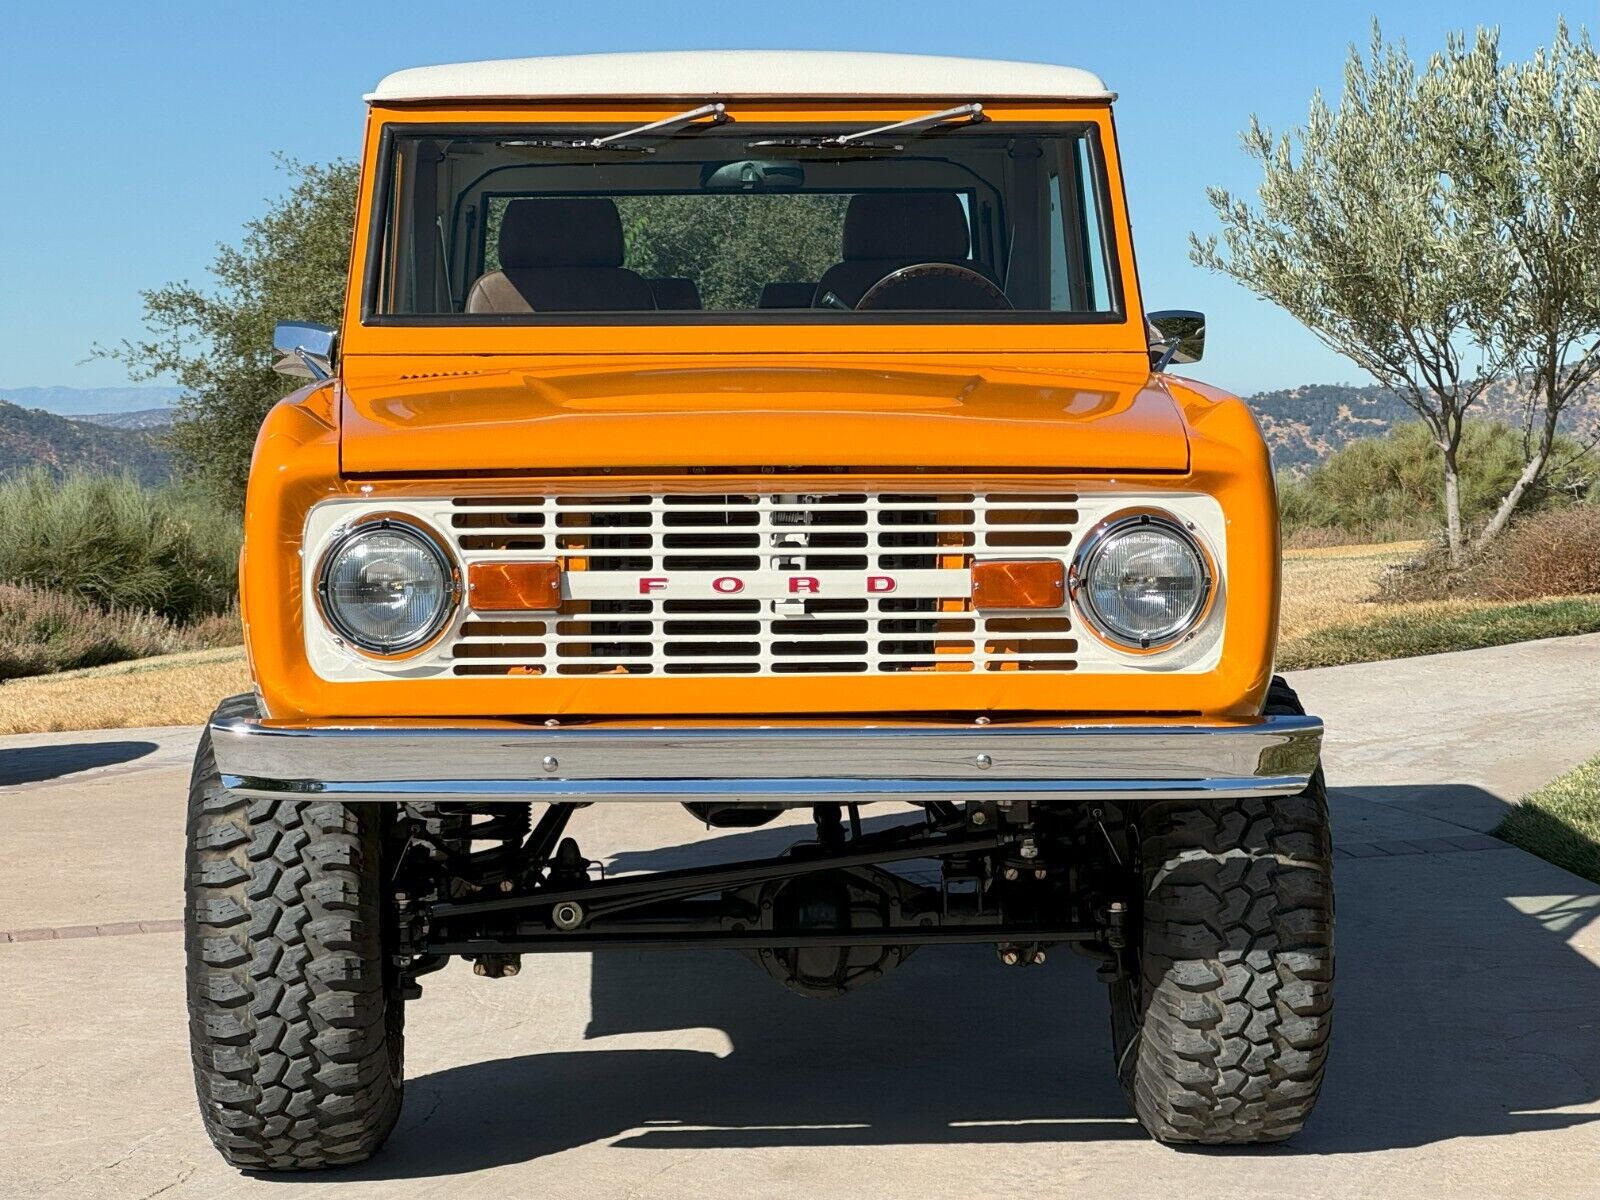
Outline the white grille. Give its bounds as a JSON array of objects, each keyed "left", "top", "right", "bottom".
[{"left": 446, "top": 491, "right": 1080, "bottom": 677}]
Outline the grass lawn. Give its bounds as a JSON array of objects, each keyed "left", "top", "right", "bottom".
[
  {"left": 1497, "top": 757, "right": 1600, "bottom": 886},
  {"left": 1276, "top": 595, "right": 1600, "bottom": 670}
]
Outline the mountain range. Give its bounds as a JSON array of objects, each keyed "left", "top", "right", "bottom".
[
  {"left": 1247, "top": 377, "right": 1600, "bottom": 470},
  {"left": 3, "top": 379, "right": 1597, "bottom": 482},
  {"left": 0, "top": 400, "right": 173, "bottom": 486},
  {"left": 1, "top": 385, "right": 183, "bottom": 417}
]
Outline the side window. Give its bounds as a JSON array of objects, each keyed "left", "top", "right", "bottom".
[{"left": 1047, "top": 137, "right": 1114, "bottom": 313}]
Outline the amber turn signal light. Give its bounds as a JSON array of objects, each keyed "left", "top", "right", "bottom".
[
  {"left": 468, "top": 561, "right": 562, "bottom": 611},
  {"left": 971, "top": 559, "right": 1066, "bottom": 610}
]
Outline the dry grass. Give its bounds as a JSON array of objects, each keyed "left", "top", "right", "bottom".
[
  {"left": 0, "top": 646, "right": 249, "bottom": 734},
  {"left": 1382, "top": 506, "right": 1600, "bottom": 604},
  {"left": 1279, "top": 540, "right": 1426, "bottom": 640}
]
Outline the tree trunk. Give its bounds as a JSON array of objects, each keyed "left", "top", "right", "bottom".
[
  {"left": 1442, "top": 448, "right": 1465, "bottom": 568},
  {"left": 1475, "top": 443, "right": 1550, "bottom": 552}
]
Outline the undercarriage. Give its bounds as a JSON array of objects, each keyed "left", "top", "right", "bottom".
[{"left": 395, "top": 799, "right": 1132, "bottom": 996}]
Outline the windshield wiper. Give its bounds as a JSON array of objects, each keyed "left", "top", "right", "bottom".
[
  {"left": 827, "top": 102, "right": 986, "bottom": 146},
  {"left": 748, "top": 102, "right": 985, "bottom": 153},
  {"left": 506, "top": 102, "right": 730, "bottom": 154}
]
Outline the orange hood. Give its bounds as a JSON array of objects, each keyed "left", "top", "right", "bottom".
[{"left": 337, "top": 357, "right": 1189, "bottom": 475}]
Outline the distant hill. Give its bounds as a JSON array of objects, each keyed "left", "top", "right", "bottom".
[
  {"left": 0, "top": 385, "right": 183, "bottom": 417},
  {"left": 1245, "top": 378, "right": 1600, "bottom": 470},
  {"left": 73, "top": 407, "right": 176, "bottom": 431},
  {"left": 0, "top": 400, "right": 171, "bottom": 485}
]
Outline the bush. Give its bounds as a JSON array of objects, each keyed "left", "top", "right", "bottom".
[
  {"left": 1278, "top": 420, "right": 1599, "bottom": 542},
  {"left": 0, "top": 470, "right": 240, "bottom": 621},
  {"left": 1472, "top": 506, "right": 1600, "bottom": 600},
  {"left": 0, "top": 584, "right": 240, "bottom": 680},
  {"left": 1381, "top": 505, "right": 1600, "bottom": 602}
]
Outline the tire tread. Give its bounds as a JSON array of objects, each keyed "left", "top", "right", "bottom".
[
  {"left": 1119, "top": 676, "right": 1335, "bottom": 1144},
  {"left": 184, "top": 703, "right": 401, "bottom": 1171}
]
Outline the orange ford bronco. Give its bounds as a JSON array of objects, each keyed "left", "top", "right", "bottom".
[{"left": 186, "top": 51, "right": 1333, "bottom": 1168}]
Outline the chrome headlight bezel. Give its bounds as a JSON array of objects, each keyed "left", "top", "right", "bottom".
[
  {"left": 1069, "top": 508, "right": 1216, "bottom": 652},
  {"left": 314, "top": 514, "right": 460, "bottom": 658}
]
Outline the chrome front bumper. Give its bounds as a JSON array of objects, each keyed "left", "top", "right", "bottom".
[{"left": 208, "top": 706, "right": 1323, "bottom": 804}]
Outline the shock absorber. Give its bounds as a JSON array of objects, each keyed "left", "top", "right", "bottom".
[{"left": 409, "top": 803, "right": 533, "bottom": 891}]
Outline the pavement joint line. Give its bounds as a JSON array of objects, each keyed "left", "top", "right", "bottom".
[
  {"left": 1, "top": 918, "right": 182, "bottom": 944},
  {"left": 1333, "top": 834, "right": 1512, "bottom": 859}
]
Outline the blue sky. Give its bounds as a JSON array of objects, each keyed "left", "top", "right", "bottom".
[{"left": 0, "top": 1, "right": 1585, "bottom": 396}]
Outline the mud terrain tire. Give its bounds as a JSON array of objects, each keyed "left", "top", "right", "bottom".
[
  {"left": 184, "top": 710, "right": 403, "bottom": 1170},
  {"left": 1110, "top": 676, "right": 1334, "bottom": 1144}
]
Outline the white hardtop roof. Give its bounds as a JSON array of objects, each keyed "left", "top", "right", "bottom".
[{"left": 367, "top": 51, "right": 1112, "bottom": 104}]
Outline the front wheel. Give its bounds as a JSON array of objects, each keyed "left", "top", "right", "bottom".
[
  {"left": 184, "top": 717, "right": 404, "bottom": 1170},
  {"left": 1109, "top": 678, "right": 1335, "bottom": 1144}
]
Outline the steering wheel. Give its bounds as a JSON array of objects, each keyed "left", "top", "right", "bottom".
[{"left": 854, "top": 263, "right": 1013, "bottom": 311}]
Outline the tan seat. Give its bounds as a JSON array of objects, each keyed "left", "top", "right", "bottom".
[{"left": 466, "top": 198, "right": 655, "bottom": 313}]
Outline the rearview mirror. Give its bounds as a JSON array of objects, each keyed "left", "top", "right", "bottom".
[
  {"left": 700, "top": 159, "right": 806, "bottom": 192},
  {"left": 1147, "top": 310, "right": 1205, "bottom": 372},
  {"left": 273, "top": 320, "right": 336, "bottom": 381}
]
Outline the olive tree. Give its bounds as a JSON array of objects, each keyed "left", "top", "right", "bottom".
[
  {"left": 100, "top": 158, "right": 359, "bottom": 507},
  {"left": 1440, "top": 24, "right": 1600, "bottom": 549},
  {"left": 1190, "top": 26, "right": 1513, "bottom": 565}
]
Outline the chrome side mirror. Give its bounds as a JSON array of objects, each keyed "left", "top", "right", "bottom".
[
  {"left": 272, "top": 320, "right": 337, "bottom": 381},
  {"left": 1147, "top": 310, "right": 1205, "bottom": 372}
]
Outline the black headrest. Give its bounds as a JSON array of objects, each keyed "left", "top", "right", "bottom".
[
  {"left": 648, "top": 277, "right": 702, "bottom": 310},
  {"left": 843, "top": 192, "right": 969, "bottom": 262},
  {"left": 759, "top": 281, "right": 818, "bottom": 308},
  {"left": 498, "top": 198, "right": 626, "bottom": 269}
]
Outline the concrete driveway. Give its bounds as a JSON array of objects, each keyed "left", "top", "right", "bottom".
[{"left": 2, "top": 634, "right": 1598, "bottom": 1199}]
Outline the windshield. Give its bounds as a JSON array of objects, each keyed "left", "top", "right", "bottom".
[{"left": 367, "top": 122, "right": 1121, "bottom": 322}]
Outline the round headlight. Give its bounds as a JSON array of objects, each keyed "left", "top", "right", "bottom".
[
  {"left": 1072, "top": 512, "right": 1213, "bottom": 650},
  {"left": 317, "top": 518, "right": 457, "bottom": 655}
]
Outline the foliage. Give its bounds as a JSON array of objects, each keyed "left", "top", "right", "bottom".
[
  {"left": 484, "top": 193, "right": 849, "bottom": 309},
  {"left": 0, "top": 584, "right": 239, "bottom": 681},
  {"left": 1439, "top": 24, "right": 1600, "bottom": 546},
  {"left": 1497, "top": 755, "right": 1600, "bottom": 886},
  {"left": 101, "top": 158, "right": 358, "bottom": 506},
  {"left": 1192, "top": 22, "right": 1514, "bottom": 562},
  {"left": 1275, "top": 596, "right": 1600, "bottom": 670},
  {"left": 1277, "top": 420, "right": 1599, "bottom": 539},
  {"left": 618, "top": 194, "right": 847, "bottom": 308},
  {"left": 0, "top": 470, "right": 240, "bottom": 621}
]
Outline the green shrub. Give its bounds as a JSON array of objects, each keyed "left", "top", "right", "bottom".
[
  {"left": 0, "top": 470, "right": 240, "bottom": 621},
  {"left": 0, "top": 584, "right": 240, "bottom": 680},
  {"left": 1279, "top": 420, "right": 1599, "bottom": 541}
]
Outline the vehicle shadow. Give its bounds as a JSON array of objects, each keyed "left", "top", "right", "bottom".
[
  {"left": 299, "top": 788, "right": 1600, "bottom": 1181},
  {"left": 0, "top": 740, "right": 158, "bottom": 787}
]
